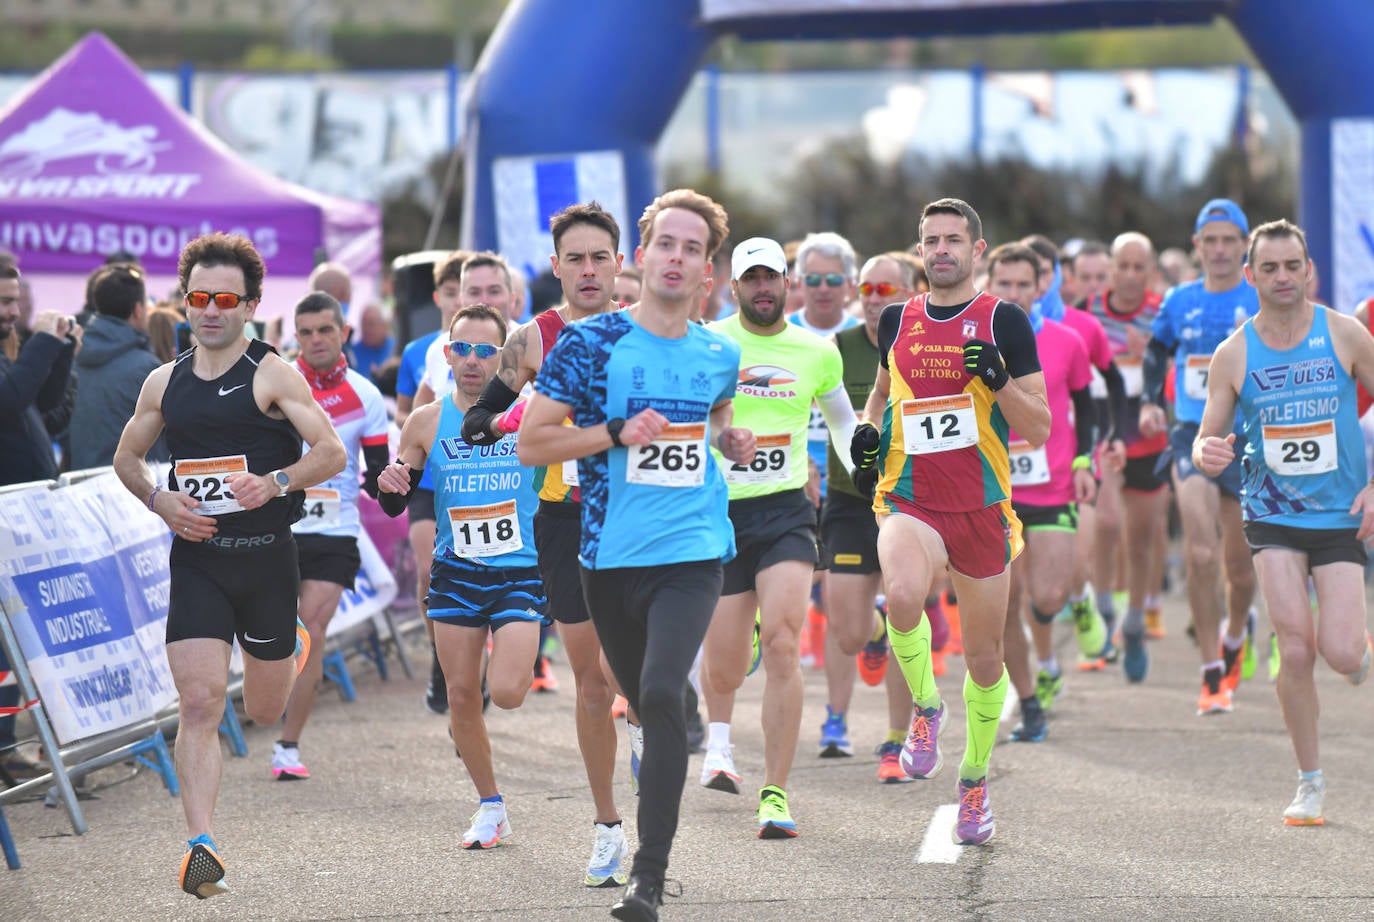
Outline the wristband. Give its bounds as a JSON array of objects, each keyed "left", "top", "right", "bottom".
[
  {"left": 147, "top": 486, "right": 160, "bottom": 511},
  {"left": 606, "top": 417, "right": 626, "bottom": 448},
  {"left": 1071, "top": 455, "right": 1092, "bottom": 472}
]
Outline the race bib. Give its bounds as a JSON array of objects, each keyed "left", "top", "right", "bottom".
[
  {"left": 173, "top": 454, "right": 248, "bottom": 515},
  {"left": 1184, "top": 354, "right": 1212, "bottom": 400},
  {"left": 448, "top": 500, "right": 522, "bottom": 557},
  {"left": 562, "top": 459, "right": 579, "bottom": 488},
  {"left": 626, "top": 422, "right": 706, "bottom": 487},
  {"left": 725, "top": 433, "right": 791, "bottom": 485},
  {"left": 900, "top": 394, "right": 978, "bottom": 454},
  {"left": 299, "top": 487, "right": 341, "bottom": 529},
  {"left": 1262, "top": 421, "right": 1337, "bottom": 476},
  {"left": 1008, "top": 440, "right": 1051, "bottom": 486},
  {"left": 1116, "top": 356, "right": 1144, "bottom": 398}
]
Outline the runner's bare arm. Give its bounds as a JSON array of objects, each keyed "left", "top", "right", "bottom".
[
  {"left": 517, "top": 392, "right": 622, "bottom": 465},
  {"left": 113, "top": 364, "right": 172, "bottom": 508},
  {"left": 994, "top": 371, "right": 1051, "bottom": 448},
  {"left": 1191, "top": 336, "right": 1243, "bottom": 476},
  {"left": 377, "top": 401, "right": 438, "bottom": 515},
  {"left": 711, "top": 398, "right": 756, "bottom": 466}
]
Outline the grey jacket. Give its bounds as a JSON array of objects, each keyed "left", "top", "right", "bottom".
[{"left": 70, "top": 314, "right": 166, "bottom": 470}]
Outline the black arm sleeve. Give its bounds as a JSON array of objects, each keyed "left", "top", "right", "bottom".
[
  {"left": 377, "top": 465, "right": 424, "bottom": 517},
  {"left": 359, "top": 443, "right": 390, "bottom": 500},
  {"left": 1099, "top": 361, "right": 1127, "bottom": 445},
  {"left": 991, "top": 302, "right": 1041, "bottom": 378},
  {"left": 0, "top": 333, "right": 64, "bottom": 416},
  {"left": 1071, "top": 386, "right": 1096, "bottom": 458},
  {"left": 461, "top": 376, "right": 521, "bottom": 445},
  {"left": 36, "top": 337, "right": 76, "bottom": 415},
  {"left": 1142, "top": 337, "right": 1172, "bottom": 407},
  {"left": 875, "top": 303, "right": 904, "bottom": 370}
]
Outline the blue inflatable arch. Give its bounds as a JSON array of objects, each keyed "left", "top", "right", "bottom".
[{"left": 462, "top": 0, "right": 1374, "bottom": 304}]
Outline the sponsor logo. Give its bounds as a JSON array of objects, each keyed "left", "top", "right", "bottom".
[
  {"left": 0, "top": 108, "right": 201, "bottom": 200},
  {"left": 909, "top": 321, "right": 925, "bottom": 336},
  {"left": 1308, "top": 336, "right": 1326, "bottom": 348},
  {"left": 962, "top": 319, "right": 978, "bottom": 339},
  {"left": 632, "top": 366, "right": 646, "bottom": 390},
  {"left": 218, "top": 384, "right": 246, "bottom": 397},
  {"left": 242, "top": 633, "right": 275, "bottom": 644},
  {"left": 738, "top": 364, "right": 797, "bottom": 387}
]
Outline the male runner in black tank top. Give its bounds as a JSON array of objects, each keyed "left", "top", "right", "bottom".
[{"left": 113, "top": 233, "right": 345, "bottom": 900}]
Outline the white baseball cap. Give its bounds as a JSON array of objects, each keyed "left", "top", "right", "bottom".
[{"left": 731, "top": 237, "right": 788, "bottom": 280}]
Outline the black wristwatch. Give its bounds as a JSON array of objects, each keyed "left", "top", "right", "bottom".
[{"left": 606, "top": 417, "right": 626, "bottom": 448}]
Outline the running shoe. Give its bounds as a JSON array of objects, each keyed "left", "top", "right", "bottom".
[
  {"left": 627, "top": 720, "right": 644, "bottom": 796},
  {"left": 531, "top": 656, "right": 558, "bottom": 693},
  {"left": 585, "top": 822, "right": 628, "bottom": 888},
  {"left": 1122, "top": 627, "right": 1148, "bottom": 683},
  {"left": 942, "top": 590, "right": 963, "bottom": 655},
  {"left": 700, "top": 744, "right": 741, "bottom": 794},
  {"left": 461, "top": 801, "right": 510, "bottom": 849},
  {"left": 857, "top": 607, "right": 889, "bottom": 686},
  {"left": 611, "top": 694, "right": 628, "bottom": 720},
  {"left": 1241, "top": 608, "right": 1258, "bottom": 681},
  {"left": 425, "top": 647, "right": 449, "bottom": 715},
  {"left": 1196, "top": 668, "right": 1233, "bottom": 716},
  {"left": 1009, "top": 697, "right": 1048, "bottom": 743},
  {"left": 818, "top": 707, "right": 853, "bottom": 758},
  {"left": 931, "top": 649, "right": 947, "bottom": 677},
  {"left": 747, "top": 609, "right": 763, "bottom": 677},
  {"left": 954, "top": 776, "right": 995, "bottom": 845},
  {"left": 899, "top": 702, "right": 944, "bottom": 779},
  {"left": 1144, "top": 605, "right": 1166, "bottom": 640},
  {"left": 179, "top": 834, "right": 228, "bottom": 899},
  {"left": 1220, "top": 640, "right": 1244, "bottom": 694},
  {"left": 1345, "top": 634, "right": 1373, "bottom": 686},
  {"left": 1268, "top": 632, "right": 1281, "bottom": 682},
  {"left": 1071, "top": 597, "right": 1106, "bottom": 660},
  {"left": 876, "top": 740, "right": 913, "bottom": 784},
  {"left": 757, "top": 785, "right": 798, "bottom": 839},
  {"left": 270, "top": 742, "right": 309, "bottom": 780},
  {"left": 293, "top": 617, "right": 310, "bottom": 677},
  {"left": 1099, "top": 612, "right": 1119, "bottom": 664},
  {"left": 1034, "top": 669, "right": 1064, "bottom": 712},
  {"left": 611, "top": 874, "right": 677, "bottom": 922},
  {"left": 1283, "top": 776, "right": 1326, "bottom": 826}
]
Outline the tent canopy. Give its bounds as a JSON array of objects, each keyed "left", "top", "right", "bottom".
[{"left": 0, "top": 33, "right": 379, "bottom": 318}]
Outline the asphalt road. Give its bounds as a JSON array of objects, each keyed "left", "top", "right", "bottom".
[{"left": 4, "top": 592, "right": 1374, "bottom": 921}]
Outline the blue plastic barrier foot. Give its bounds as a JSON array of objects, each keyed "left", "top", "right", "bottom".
[
  {"left": 362, "top": 626, "right": 389, "bottom": 681},
  {"left": 218, "top": 696, "right": 248, "bottom": 757},
  {"left": 0, "top": 805, "right": 19, "bottom": 869},
  {"left": 322, "top": 650, "right": 356, "bottom": 702}
]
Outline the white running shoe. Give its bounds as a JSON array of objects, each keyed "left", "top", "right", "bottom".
[
  {"left": 699, "top": 744, "right": 741, "bottom": 794},
  {"left": 627, "top": 720, "right": 644, "bottom": 796},
  {"left": 462, "top": 801, "right": 510, "bottom": 848},
  {"left": 270, "top": 742, "right": 310, "bottom": 780},
  {"left": 1283, "top": 776, "right": 1326, "bottom": 826},
  {"left": 1345, "top": 636, "right": 1372, "bottom": 686},
  {"left": 585, "top": 822, "right": 628, "bottom": 888}
]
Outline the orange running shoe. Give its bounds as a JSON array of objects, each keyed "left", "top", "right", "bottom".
[
  {"left": 1220, "top": 641, "right": 1244, "bottom": 693},
  {"left": 1144, "top": 606, "right": 1167, "bottom": 640},
  {"left": 942, "top": 591, "right": 963, "bottom": 655},
  {"left": 531, "top": 656, "right": 558, "bottom": 693},
  {"left": 857, "top": 615, "right": 889, "bottom": 687},
  {"left": 931, "top": 649, "right": 947, "bottom": 677},
  {"left": 1197, "top": 670, "right": 1233, "bottom": 716},
  {"left": 293, "top": 618, "right": 311, "bottom": 678},
  {"left": 611, "top": 694, "right": 628, "bottom": 719}
]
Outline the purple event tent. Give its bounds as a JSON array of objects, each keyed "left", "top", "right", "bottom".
[{"left": 0, "top": 33, "right": 380, "bottom": 319}]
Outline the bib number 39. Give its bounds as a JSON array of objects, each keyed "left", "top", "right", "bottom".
[{"left": 627, "top": 423, "right": 706, "bottom": 487}]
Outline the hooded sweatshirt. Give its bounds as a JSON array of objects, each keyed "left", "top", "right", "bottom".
[{"left": 70, "top": 313, "right": 166, "bottom": 470}]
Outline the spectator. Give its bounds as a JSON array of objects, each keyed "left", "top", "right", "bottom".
[
  {"left": 351, "top": 302, "right": 395, "bottom": 381},
  {"left": 145, "top": 306, "right": 182, "bottom": 363},
  {"left": 70, "top": 264, "right": 166, "bottom": 469},
  {"left": 0, "top": 264, "right": 76, "bottom": 485}
]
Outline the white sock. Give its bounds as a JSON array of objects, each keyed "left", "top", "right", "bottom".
[
  {"left": 707, "top": 721, "right": 731, "bottom": 750},
  {"left": 1038, "top": 658, "right": 1059, "bottom": 676}
]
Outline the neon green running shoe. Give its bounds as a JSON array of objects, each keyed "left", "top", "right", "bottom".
[
  {"left": 747, "top": 609, "right": 763, "bottom": 677},
  {"left": 1268, "top": 632, "right": 1281, "bottom": 682},
  {"left": 1240, "top": 608, "right": 1258, "bottom": 681},
  {"left": 1035, "top": 669, "right": 1064, "bottom": 712},
  {"left": 1071, "top": 597, "right": 1106, "bottom": 660},
  {"left": 758, "top": 785, "right": 798, "bottom": 839}
]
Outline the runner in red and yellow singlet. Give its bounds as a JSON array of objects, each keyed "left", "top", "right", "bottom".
[{"left": 851, "top": 198, "right": 1049, "bottom": 847}]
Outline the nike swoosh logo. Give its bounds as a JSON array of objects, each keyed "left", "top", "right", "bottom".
[
  {"left": 242, "top": 634, "right": 274, "bottom": 644},
  {"left": 747, "top": 247, "right": 766, "bottom": 255},
  {"left": 218, "top": 384, "right": 246, "bottom": 396}
]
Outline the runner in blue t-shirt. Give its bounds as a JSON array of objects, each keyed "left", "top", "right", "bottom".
[
  {"left": 1139, "top": 199, "right": 1260, "bottom": 710},
  {"left": 519, "top": 189, "right": 756, "bottom": 922}
]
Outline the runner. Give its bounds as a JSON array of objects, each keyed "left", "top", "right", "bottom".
[
  {"left": 461, "top": 201, "right": 638, "bottom": 888},
  {"left": 697, "top": 236, "right": 857, "bottom": 838},
  {"left": 820, "top": 252, "right": 920, "bottom": 781},
  {"left": 983, "top": 243, "right": 1099, "bottom": 741},
  {"left": 112, "top": 232, "right": 346, "bottom": 898},
  {"left": 852, "top": 198, "right": 1049, "bottom": 846},
  {"left": 1141, "top": 199, "right": 1260, "bottom": 709},
  {"left": 272, "top": 292, "right": 390, "bottom": 781},
  {"left": 518, "top": 189, "right": 754, "bottom": 921},
  {"left": 376, "top": 303, "right": 547, "bottom": 851},
  {"left": 1192, "top": 218, "right": 1374, "bottom": 825}
]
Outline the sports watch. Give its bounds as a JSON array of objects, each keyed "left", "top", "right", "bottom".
[
  {"left": 271, "top": 469, "right": 290, "bottom": 496},
  {"left": 606, "top": 418, "right": 626, "bottom": 448}
]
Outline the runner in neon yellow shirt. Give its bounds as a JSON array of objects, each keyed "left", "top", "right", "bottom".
[{"left": 698, "top": 237, "right": 857, "bottom": 839}]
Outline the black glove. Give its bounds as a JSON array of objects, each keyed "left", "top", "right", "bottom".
[
  {"left": 850, "top": 422, "right": 881, "bottom": 471},
  {"left": 852, "top": 466, "right": 879, "bottom": 500},
  {"left": 963, "top": 339, "right": 1008, "bottom": 391}
]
